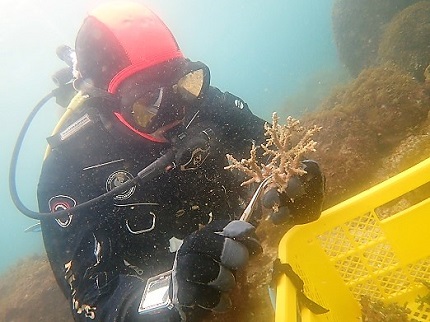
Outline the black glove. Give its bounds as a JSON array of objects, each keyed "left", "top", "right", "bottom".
[
  {"left": 172, "top": 220, "right": 262, "bottom": 314},
  {"left": 262, "top": 160, "right": 325, "bottom": 225}
]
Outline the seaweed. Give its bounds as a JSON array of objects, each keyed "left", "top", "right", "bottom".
[
  {"left": 378, "top": 2, "right": 430, "bottom": 82},
  {"left": 361, "top": 296, "right": 411, "bottom": 322}
]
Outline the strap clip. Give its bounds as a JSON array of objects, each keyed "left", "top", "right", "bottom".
[{"left": 271, "top": 258, "right": 329, "bottom": 314}]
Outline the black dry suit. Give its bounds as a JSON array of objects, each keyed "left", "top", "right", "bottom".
[{"left": 37, "top": 86, "right": 267, "bottom": 321}]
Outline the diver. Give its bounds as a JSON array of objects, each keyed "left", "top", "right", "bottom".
[{"left": 34, "top": 2, "right": 324, "bottom": 321}]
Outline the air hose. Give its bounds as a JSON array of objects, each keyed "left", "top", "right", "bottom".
[
  {"left": 9, "top": 89, "right": 212, "bottom": 221},
  {"left": 9, "top": 89, "right": 144, "bottom": 220}
]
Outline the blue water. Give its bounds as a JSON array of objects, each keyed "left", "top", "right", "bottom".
[{"left": 0, "top": 0, "right": 339, "bottom": 273}]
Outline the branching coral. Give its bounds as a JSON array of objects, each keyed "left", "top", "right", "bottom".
[{"left": 225, "top": 112, "right": 321, "bottom": 192}]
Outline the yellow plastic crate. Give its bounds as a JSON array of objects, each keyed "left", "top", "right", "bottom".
[{"left": 275, "top": 157, "right": 430, "bottom": 322}]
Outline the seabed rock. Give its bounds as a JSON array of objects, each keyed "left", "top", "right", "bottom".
[{"left": 332, "top": 0, "right": 424, "bottom": 76}]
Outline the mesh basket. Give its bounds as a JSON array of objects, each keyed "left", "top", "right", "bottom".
[{"left": 275, "top": 157, "right": 430, "bottom": 321}]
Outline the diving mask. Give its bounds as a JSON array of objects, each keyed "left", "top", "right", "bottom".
[{"left": 117, "top": 63, "right": 210, "bottom": 142}]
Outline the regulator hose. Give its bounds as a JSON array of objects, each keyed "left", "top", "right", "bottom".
[
  {"left": 9, "top": 91, "right": 212, "bottom": 221},
  {"left": 9, "top": 91, "right": 56, "bottom": 220},
  {"left": 9, "top": 90, "right": 170, "bottom": 220}
]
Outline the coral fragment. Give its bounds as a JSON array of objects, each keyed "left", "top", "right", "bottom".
[{"left": 225, "top": 112, "right": 320, "bottom": 193}]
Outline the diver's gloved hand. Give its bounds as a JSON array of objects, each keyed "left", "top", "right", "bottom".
[
  {"left": 172, "top": 220, "right": 262, "bottom": 313},
  {"left": 262, "top": 160, "right": 325, "bottom": 225}
]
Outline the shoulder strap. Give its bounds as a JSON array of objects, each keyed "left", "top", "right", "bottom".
[{"left": 46, "top": 106, "right": 100, "bottom": 150}]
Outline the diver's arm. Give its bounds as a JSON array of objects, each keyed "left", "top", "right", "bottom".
[{"left": 199, "top": 86, "right": 267, "bottom": 157}]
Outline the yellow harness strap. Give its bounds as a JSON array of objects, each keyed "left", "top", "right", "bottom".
[{"left": 43, "top": 91, "right": 88, "bottom": 160}]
